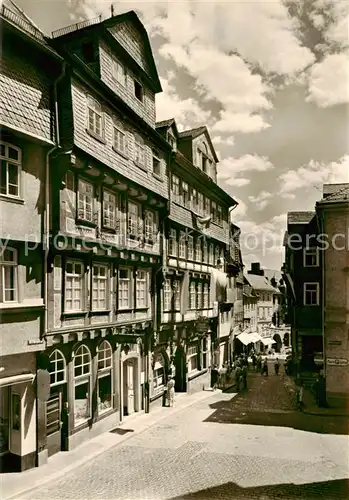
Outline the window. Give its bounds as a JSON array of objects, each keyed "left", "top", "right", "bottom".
[
  {"left": 202, "top": 155, "right": 208, "bottom": 173},
  {"left": 188, "top": 343, "right": 199, "bottom": 372},
  {"left": 74, "top": 345, "right": 91, "bottom": 427},
  {"left": 197, "top": 192, "right": 204, "bottom": 215},
  {"left": 168, "top": 134, "right": 176, "bottom": 150},
  {"left": 128, "top": 201, "right": 140, "bottom": 239},
  {"left": 304, "top": 283, "right": 319, "bottom": 306},
  {"left": 65, "top": 261, "right": 84, "bottom": 312},
  {"left": 97, "top": 341, "right": 113, "bottom": 414},
  {"left": 182, "top": 181, "right": 190, "bottom": 208},
  {"left": 211, "top": 201, "right": 217, "bottom": 223},
  {"left": 191, "top": 188, "right": 197, "bottom": 212},
  {"left": 87, "top": 96, "right": 103, "bottom": 138},
  {"left": 92, "top": 264, "right": 108, "bottom": 310},
  {"left": 118, "top": 268, "right": 132, "bottom": 309},
  {"left": 304, "top": 248, "right": 319, "bottom": 267},
  {"left": 103, "top": 190, "right": 118, "bottom": 230},
  {"left": 112, "top": 59, "right": 126, "bottom": 86},
  {"left": 203, "top": 283, "right": 209, "bottom": 308},
  {"left": 134, "top": 80, "right": 143, "bottom": 101},
  {"left": 163, "top": 279, "right": 171, "bottom": 312},
  {"left": 196, "top": 149, "right": 202, "bottom": 169},
  {"left": 197, "top": 282, "right": 203, "bottom": 309},
  {"left": 77, "top": 179, "right": 93, "bottom": 223},
  {"left": 169, "top": 229, "right": 177, "bottom": 257},
  {"left": 113, "top": 120, "right": 127, "bottom": 156},
  {"left": 0, "top": 247, "right": 18, "bottom": 302},
  {"left": 189, "top": 281, "right": 196, "bottom": 310},
  {"left": 0, "top": 142, "right": 21, "bottom": 198},
  {"left": 217, "top": 205, "right": 223, "bottom": 226},
  {"left": 49, "top": 350, "right": 66, "bottom": 386},
  {"left": 201, "top": 337, "right": 208, "bottom": 369},
  {"left": 203, "top": 241, "right": 208, "bottom": 263},
  {"left": 179, "top": 231, "right": 186, "bottom": 259},
  {"left": 134, "top": 138, "right": 146, "bottom": 167},
  {"left": 195, "top": 239, "right": 202, "bottom": 262},
  {"left": 136, "top": 269, "right": 148, "bottom": 308},
  {"left": 173, "top": 280, "right": 181, "bottom": 311},
  {"left": 187, "top": 235, "right": 194, "bottom": 260},
  {"left": 144, "top": 210, "right": 155, "bottom": 242},
  {"left": 171, "top": 175, "right": 180, "bottom": 203},
  {"left": 215, "top": 246, "right": 220, "bottom": 266},
  {"left": 208, "top": 243, "right": 214, "bottom": 265},
  {"left": 204, "top": 197, "right": 210, "bottom": 217},
  {"left": 152, "top": 149, "right": 161, "bottom": 177}
]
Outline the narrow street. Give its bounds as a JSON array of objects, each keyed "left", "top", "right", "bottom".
[{"left": 18, "top": 361, "right": 349, "bottom": 500}]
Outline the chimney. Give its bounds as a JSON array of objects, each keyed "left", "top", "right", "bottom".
[{"left": 248, "top": 262, "right": 264, "bottom": 276}]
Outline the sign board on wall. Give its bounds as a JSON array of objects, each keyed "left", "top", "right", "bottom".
[{"left": 327, "top": 358, "right": 348, "bottom": 367}]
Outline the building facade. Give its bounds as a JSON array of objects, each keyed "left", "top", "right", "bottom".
[
  {"left": 155, "top": 120, "right": 237, "bottom": 396},
  {"left": 0, "top": 3, "right": 63, "bottom": 471},
  {"left": 316, "top": 184, "right": 349, "bottom": 408}
]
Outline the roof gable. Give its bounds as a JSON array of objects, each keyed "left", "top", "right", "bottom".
[
  {"left": 105, "top": 11, "right": 161, "bottom": 92},
  {"left": 244, "top": 274, "right": 279, "bottom": 293},
  {"left": 156, "top": 118, "right": 179, "bottom": 137},
  {"left": 178, "top": 126, "right": 219, "bottom": 163}
]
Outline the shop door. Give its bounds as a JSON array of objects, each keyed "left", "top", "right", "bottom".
[
  {"left": 46, "top": 392, "right": 62, "bottom": 457},
  {"left": 123, "top": 360, "right": 135, "bottom": 416}
]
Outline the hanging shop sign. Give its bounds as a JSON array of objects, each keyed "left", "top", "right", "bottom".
[{"left": 327, "top": 358, "right": 348, "bottom": 367}]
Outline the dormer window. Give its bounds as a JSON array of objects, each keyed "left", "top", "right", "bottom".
[
  {"left": 112, "top": 59, "right": 126, "bottom": 86},
  {"left": 87, "top": 96, "right": 103, "bottom": 139},
  {"left": 134, "top": 80, "right": 143, "bottom": 102},
  {"left": 168, "top": 133, "right": 176, "bottom": 150}
]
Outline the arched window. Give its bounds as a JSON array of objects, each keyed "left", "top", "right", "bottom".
[
  {"left": 97, "top": 341, "right": 113, "bottom": 413},
  {"left": 0, "top": 142, "right": 21, "bottom": 198},
  {"left": 49, "top": 350, "right": 66, "bottom": 386},
  {"left": 74, "top": 345, "right": 92, "bottom": 427}
]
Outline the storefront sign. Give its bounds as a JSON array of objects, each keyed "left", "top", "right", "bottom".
[
  {"left": 328, "top": 340, "right": 342, "bottom": 346},
  {"left": 327, "top": 358, "right": 348, "bottom": 366},
  {"left": 28, "top": 339, "right": 45, "bottom": 346}
]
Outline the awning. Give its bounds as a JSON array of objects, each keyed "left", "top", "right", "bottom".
[
  {"left": 0, "top": 373, "right": 34, "bottom": 387},
  {"left": 260, "top": 337, "right": 275, "bottom": 345},
  {"left": 236, "top": 331, "right": 261, "bottom": 346},
  {"left": 249, "top": 332, "right": 263, "bottom": 343}
]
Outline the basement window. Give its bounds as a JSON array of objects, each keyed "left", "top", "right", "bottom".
[{"left": 134, "top": 81, "right": 143, "bottom": 102}]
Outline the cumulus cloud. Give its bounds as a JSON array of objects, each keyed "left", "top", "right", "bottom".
[
  {"left": 307, "top": 53, "right": 349, "bottom": 107},
  {"left": 212, "top": 135, "right": 235, "bottom": 147},
  {"left": 279, "top": 155, "right": 349, "bottom": 195},
  {"left": 248, "top": 191, "right": 273, "bottom": 211},
  {"left": 230, "top": 197, "right": 248, "bottom": 220},
  {"left": 217, "top": 155, "right": 274, "bottom": 187}
]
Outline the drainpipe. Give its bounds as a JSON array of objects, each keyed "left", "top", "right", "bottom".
[{"left": 318, "top": 208, "right": 326, "bottom": 378}]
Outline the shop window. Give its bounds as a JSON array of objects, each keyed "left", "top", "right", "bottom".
[
  {"left": 118, "top": 268, "right": 132, "bottom": 309},
  {"left": 49, "top": 350, "right": 66, "bottom": 386},
  {"left": 0, "top": 142, "right": 21, "bottom": 198},
  {"left": 169, "top": 228, "right": 178, "bottom": 257},
  {"left": 92, "top": 264, "right": 108, "bottom": 310},
  {"left": 97, "top": 340, "right": 113, "bottom": 414},
  {"left": 136, "top": 269, "right": 148, "bottom": 308},
  {"left": 0, "top": 247, "right": 18, "bottom": 303},
  {"left": 153, "top": 353, "right": 165, "bottom": 392},
  {"left": 187, "top": 343, "right": 199, "bottom": 373},
  {"left": 74, "top": 345, "right": 91, "bottom": 427}
]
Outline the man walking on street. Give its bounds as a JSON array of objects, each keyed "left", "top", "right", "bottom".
[
  {"left": 235, "top": 362, "right": 242, "bottom": 391},
  {"left": 242, "top": 363, "right": 248, "bottom": 389}
]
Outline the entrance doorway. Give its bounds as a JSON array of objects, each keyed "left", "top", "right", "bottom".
[
  {"left": 174, "top": 348, "right": 186, "bottom": 392},
  {"left": 46, "top": 391, "right": 64, "bottom": 457},
  {"left": 123, "top": 359, "right": 136, "bottom": 416}
]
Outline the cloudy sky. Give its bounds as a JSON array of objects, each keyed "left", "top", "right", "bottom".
[{"left": 13, "top": 0, "right": 349, "bottom": 270}]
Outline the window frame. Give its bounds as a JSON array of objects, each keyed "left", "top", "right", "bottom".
[
  {"left": 91, "top": 263, "right": 109, "bottom": 311},
  {"left": 49, "top": 349, "right": 67, "bottom": 387},
  {"left": 152, "top": 149, "right": 161, "bottom": 178},
  {"left": 163, "top": 278, "right": 172, "bottom": 312},
  {"left": 136, "top": 269, "right": 149, "bottom": 309},
  {"left": 127, "top": 201, "right": 140, "bottom": 240},
  {"left": 203, "top": 283, "right": 209, "bottom": 309},
  {"left": 113, "top": 118, "right": 128, "bottom": 157},
  {"left": 303, "top": 247, "right": 319, "bottom": 267},
  {"left": 118, "top": 267, "right": 132, "bottom": 310},
  {"left": 77, "top": 178, "right": 94, "bottom": 225},
  {"left": 187, "top": 235, "right": 194, "bottom": 261},
  {"left": 144, "top": 210, "right": 155, "bottom": 243},
  {"left": 112, "top": 59, "right": 126, "bottom": 86},
  {"left": 0, "top": 142, "right": 21, "bottom": 199},
  {"left": 173, "top": 279, "right": 181, "bottom": 311},
  {"left": 169, "top": 228, "right": 178, "bottom": 257},
  {"left": 73, "top": 344, "right": 92, "bottom": 427},
  {"left": 102, "top": 189, "right": 119, "bottom": 231},
  {"left": 179, "top": 231, "right": 186, "bottom": 259},
  {"left": 303, "top": 282, "right": 320, "bottom": 306},
  {"left": 195, "top": 238, "right": 202, "bottom": 263},
  {"left": 134, "top": 137, "right": 146, "bottom": 168},
  {"left": 97, "top": 340, "right": 113, "bottom": 414},
  {"left": 189, "top": 281, "right": 196, "bottom": 310},
  {"left": 134, "top": 80, "right": 144, "bottom": 102},
  {"left": 171, "top": 174, "right": 181, "bottom": 204},
  {"left": 187, "top": 343, "right": 199, "bottom": 373},
  {"left": 182, "top": 181, "right": 190, "bottom": 208},
  {"left": 0, "top": 247, "right": 18, "bottom": 303},
  {"left": 64, "top": 260, "right": 85, "bottom": 313},
  {"left": 86, "top": 95, "right": 104, "bottom": 140}
]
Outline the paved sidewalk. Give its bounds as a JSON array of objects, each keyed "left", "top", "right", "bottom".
[{"left": 1, "top": 389, "right": 221, "bottom": 500}]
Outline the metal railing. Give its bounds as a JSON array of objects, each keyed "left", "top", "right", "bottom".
[
  {"left": 52, "top": 15, "right": 102, "bottom": 38},
  {"left": 1, "top": 4, "right": 47, "bottom": 43}
]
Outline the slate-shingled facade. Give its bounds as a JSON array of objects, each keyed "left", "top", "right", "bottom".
[{"left": 0, "top": 3, "right": 63, "bottom": 471}]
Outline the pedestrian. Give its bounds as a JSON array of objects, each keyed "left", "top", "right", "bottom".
[
  {"left": 241, "top": 363, "right": 247, "bottom": 389},
  {"left": 166, "top": 376, "right": 175, "bottom": 407},
  {"left": 235, "top": 362, "right": 242, "bottom": 391},
  {"left": 252, "top": 353, "right": 256, "bottom": 370},
  {"left": 262, "top": 358, "right": 268, "bottom": 377},
  {"left": 210, "top": 365, "right": 219, "bottom": 391},
  {"left": 315, "top": 371, "right": 327, "bottom": 408},
  {"left": 256, "top": 355, "right": 262, "bottom": 372},
  {"left": 274, "top": 358, "right": 280, "bottom": 375}
]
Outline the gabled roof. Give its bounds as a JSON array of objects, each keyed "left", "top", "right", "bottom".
[
  {"left": 319, "top": 184, "right": 349, "bottom": 203},
  {"left": 155, "top": 118, "right": 179, "bottom": 137},
  {"left": 178, "top": 126, "right": 219, "bottom": 163},
  {"left": 244, "top": 274, "right": 280, "bottom": 293},
  {"left": 287, "top": 211, "right": 315, "bottom": 224},
  {"left": 323, "top": 183, "right": 349, "bottom": 198}
]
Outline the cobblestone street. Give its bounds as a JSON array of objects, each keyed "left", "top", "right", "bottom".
[{"left": 20, "top": 364, "right": 349, "bottom": 500}]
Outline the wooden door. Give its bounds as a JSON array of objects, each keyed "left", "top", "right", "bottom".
[
  {"left": 46, "top": 393, "right": 62, "bottom": 457},
  {"left": 126, "top": 361, "right": 135, "bottom": 415}
]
